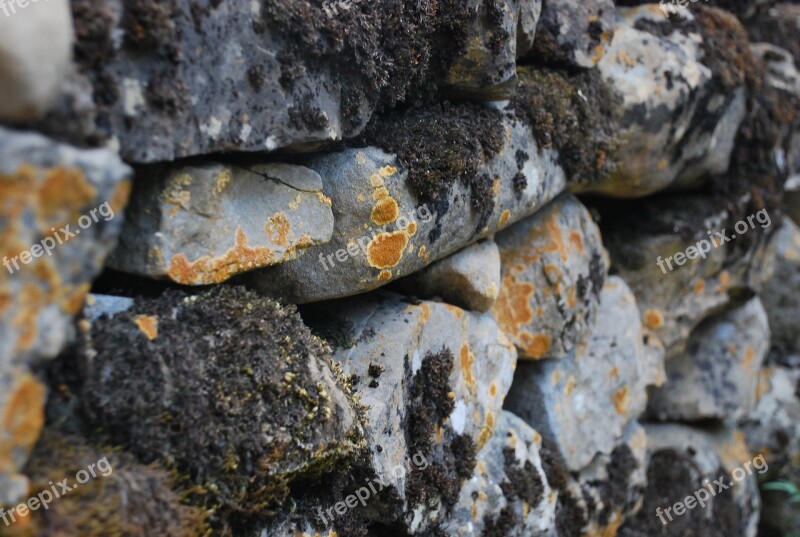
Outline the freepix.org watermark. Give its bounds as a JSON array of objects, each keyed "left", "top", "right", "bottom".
[
  {"left": 3, "top": 201, "right": 116, "bottom": 275},
  {"left": 0, "top": 0, "right": 50, "bottom": 18},
  {"left": 316, "top": 452, "right": 429, "bottom": 527},
  {"left": 655, "top": 454, "right": 768, "bottom": 526},
  {"left": 1, "top": 456, "right": 113, "bottom": 527},
  {"left": 656, "top": 208, "right": 771, "bottom": 274}
]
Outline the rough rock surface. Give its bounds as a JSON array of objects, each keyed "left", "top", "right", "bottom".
[
  {"left": 504, "top": 276, "right": 665, "bottom": 472},
  {"left": 760, "top": 218, "right": 800, "bottom": 354},
  {"left": 492, "top": 193, "right": 607, "bottom": 360},
  {"left": 108, "top": 162, "right": 334, "bottom": 285},
  {"left": 585, "top": 5, "right": 749, "bottom": 196},
  {"left": 243, "top": 112, "right": 568, "bottom": 303},
  {"left": 0, "top": 0, "right": 73, "bottom": 122},
  {"left": 619, "top": 424, "right": 762, "bottom": 537},
  {"left": 440, "top": 410, "right": 557, "bottom": 536},
  {"left": 648, "top": 298, "right": 771, "bottom": 422},
  {"left": 395, "top": 239, "right": 502, "bottom": 313},
  {"left": 66, "top": 286, "right": 364, "bottom": 521}
]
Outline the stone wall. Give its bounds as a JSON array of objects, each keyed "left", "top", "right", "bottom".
[{"left": 0, "top": 0, "right": 799, "bottom": 536}]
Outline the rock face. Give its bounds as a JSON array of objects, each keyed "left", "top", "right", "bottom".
[
  {"left": 108, "top": 162, "right": 334, "bottom": 284},
  {"left": 760, "top": 218, "right": 800, "bottom": 354},
  {"left": 648, "top": 298, "right": 771, "bottom": 422},
  {"left": 440, "top": 410, "right": 557, "bottom": 536},
  {"left": 505, "top": 277, "right": 665, "bottom": 472},
  {"left": 0, "top": 0, "right": 73, "bottom": 122},
  {"left": 619, "top": 424, "right": 763, "bottom": 537},
  {"left": 395, "top": 239, "right": 502, "bottom": 313},
  {"left": 492, "top": 193, "right": 607, "bottom": 360}
]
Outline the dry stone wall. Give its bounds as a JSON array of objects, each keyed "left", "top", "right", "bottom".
[{"left": 0, "top": 1, "right": 799, "bottom": 536}]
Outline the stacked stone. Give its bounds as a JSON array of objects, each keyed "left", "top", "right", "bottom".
[{"left": 0, "top": 1, "right": 798, "bottom": 537}]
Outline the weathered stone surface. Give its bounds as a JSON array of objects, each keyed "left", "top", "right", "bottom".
[
  {"left": 395, "top": 239, "right": 502, "bottom": 313},
  {"left": 492, "top": 193, "right": 607, "bottom": 360},
  {"left": 619, "top": 424, "right": 762, "bottom": 537},
  {"left": 747, "top": 3, "right": 800, "bottom": 66},
  {"left": 108, "top": 162, "right": 334, "bottom": 285},
  {"left": 67, "top": 286, "right": 365, "bottom": 516},
  {"left": 553, "top": 421, "right": 648, "bottom": 536},
  {"left": 83, "top": 293, "right": 133, "bottom": 322},
  {"left": 527, "top": 0, "right": 615, "bottom": 68},
  {"left": 0, "top": 0, "right": 73, "bottom": 122},
  {"left": 787, "top": 175, "right": 800, "bottom": 227},
  {"left": 761, "top": 217, "right": 800, "bottom": 356},
  {"left": 35, "top": 0, "right": 537, "bottom": 162},
  {"left": 584, "top": 5, "right": 748, "bottom": 197},
  {"left": 0, "top": 127, "right": 132, "bottom": 369},
  {"left": 595, "top": 194, "right": 775, "bottom": 356},
  {"left": 440, "top": 411, "right": 557, "bottom": 536},
  {"left": 504, "top": 277, "right": 665, "bottom": 472},
  {"left": 648, "top": 297, "right": 771, "bottom": 422},
  {"left": 307, "top": 292, "right": 517, "bottom": 533},
  {"left": 244, "top": 110, "right": 568, "bottom": 303},
  {"left": 0, "top": 368, "right": 46, "bottom": 506}
]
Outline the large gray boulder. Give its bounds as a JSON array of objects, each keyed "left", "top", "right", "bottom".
[
  {"left": 492, "top": 193, "right": 607, "bottom": 360},
  {"left": 504, "top": 277, "right": 665, "bottom": 472},
  {"left": 107, "top": 162, "right": 334, "bottom": 285}
]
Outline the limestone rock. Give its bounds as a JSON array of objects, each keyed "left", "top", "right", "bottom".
[
  {"left": 0, "top": 127, "right": 132, "bottom": 369},
  {"left": 492, "top": 193, "right": 607, "bottom": 360},
  {"left": 0, "top": 0, "right": 73, "bottom": 121},
  {"left": 308, "top": 292, "right": 517, "bottom": 533},
  {"left": 647, "top": 298, "right": 771, "bottom": 422},
  {"left": 619, "top": 424, "right": 762, "bottom": 537},
  {"left": 527, "top": 0, "right": 615, "bottom": 68},
  {"left": 243, "top": 109, "right": 568, "bottom": 303},
  {"left": 395, "top": 239, "right": 502, "bottom": 313},
  {"left": 504, "top": 277, "right": 665, "bottom": 472},
  {"left": 761, "top": 218, "right": 800, "bottom": 355},
  {"left": 107, "top": 162, "right": 334, "bottom": 285},
  {"left": 585, "top": 5, "right": 748, "bottom": 196},
  {"left": 440, "top": 411, "right": 557, "bottom": 536}
]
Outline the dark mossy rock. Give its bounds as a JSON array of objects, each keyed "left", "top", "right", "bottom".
[
  {"left": 0, "top": 430, "right": 208, "bottom": 537},
  {"left": 72, "top": 286, "right": 365, "bottom": 516}
]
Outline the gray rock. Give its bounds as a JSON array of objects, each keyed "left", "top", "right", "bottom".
[
  {"left": 786, "top": 174, "right": 800, "bottom": 227},
  {"left": 505, "top": 276, "right": 665, "bottom": 472},
  {"left": 619, "top": 424, "right": 762, "bottom": 537},
  {"left": 583, "top": 5, "right": 747, "bottom": 196},
  {"left": 314, "top": 292, "right": 517, "bottom": 533},
  {"left": 244, "top": 116, "right": 568, "bottom": 303},
  {"left": 84, "top": 294, "right": 134, "bottom": 322},
  {"left": 648, "top": 298, "right": 771, "bottom": 422},
  {"left": 0, "top": 0, "right": 73, "bottom": 121},
  {"left": 491, "top": 193, "right": 607, "bottom": 360},
  {"left": 761, "top": 218, "right": 800, "bottom": 355},
  {"left": 527, "top": 0, "right": 615, "bottom": 68},
  {"left": 107, "top": 162, "right": 334, "bottom": 285},
  {"left": 396, "top": 239, "right": 502, "bottom": 313},
  {"left": 0, "top": 127, "right": 132, "bottom": 369},
  {"left": 440, "top": 411, "right": 557, "bottom": 537}
]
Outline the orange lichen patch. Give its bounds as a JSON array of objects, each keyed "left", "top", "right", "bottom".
[
  {"left": 609, "top": 366, "right": 619, "bottom": 379},
  {"left": 567, "top": 287, "right": 577, "bottom": 308},
  {"left": 436, "top": 426, "right": 443, "bottom": 445},
  {"left": 564, "top": 376, "right": 576, "bottom": 396},
  {"left": 478, "top": 411, "right": 495, "bottom": 448},
  {"left": 215, "top": 169, "right": 232, "bottom": 194},
  {"left": 742, "top": 346, "right": 755, "bottom": 369},
  {"left": 58, "top": 283, "right": 91, "bottom": 315},
  {"left": 587, "top": 512, "right": 623, "bottom": 537},
  {"left": 460, "top": 344, "right": 476, "bottom": 391},
  {"left": 134, "top": 315, "right": 159, "bottom": 340},
  {"left": 492, "top": 271, "right": 535, "bottom": 335},
  {"left": 694, "top": 279, "right": 706, "bottom": 294},
  {"left": 643, "top": 309, "right": 664, "bottom": 330},
  {"left": 611, "top": 386, "right": 630, "bottom": 415},
  {"left": 369, "top": 173, "right": 385, "bottom": 188},
  {"left": 492, "top": 178, "right": 501, "bottom": 195},
  {"left": 379, "top": 165, "right": 397, "bottom": 177},
  {"left": 489, "top": 381, "right": 498, "bottom": 398},
  {"left": 552, "top": 370, "right": 562, "bottom": 385},
  {"left": 167, "top": 226, "right": 277, "bottom": 285},
  {"left": 378, "top": 270, "right": 392, "bottom": 281},
  {"left": 417, "top": 245, "right": 427, "bottom": 258},
  {"left": 519, "top": 332, "right": 552, "bottom": 359},
  {"left": 444, "top": 304, "right": 464, "bottom": 319},
  {"left": 568, "top": 231, "right": 584, "bottom": 253},
  {"left": 0, "top": 374, "right": 46, "bottom": 467},
  {"left": 371, "top": 197, "right": 399, "bottom": 225},
  {"left": 265, "top": 212, "right": 291, "bottom": 247},
  {"left": 406, "top": 222, "right": 417, "bottom": 236},
  {"left": 317, "top": 191, "right": 333, "bottom": 206},
  {"left": 419, "top": 303, "right": 430, "bottom": 323},
  {"left": 755, "top": 369, "right": 773, "bottom": 402},
  {"left": 372, "top": 187, "right": 390, "bottom": 201},
  {"left": 37, "top": 166, "right": 97, "bottom": 221},
  {"left": 13, "top": 283, "right": 45, "bottom": 351},
  {"left": 0, "top": 291, "right": 11, "bottom": 314},
  {"left": 366, "top": 231, "right": 408, "bottom": 269},
  {"left": 717, "top": 270, "right": 731, "bottom": 291},
  {"left": 499, "top": 209, "right": 511, "bottom": 227},
  {"left": 161, "top": 174, "right": 192, "bottom": 210}
]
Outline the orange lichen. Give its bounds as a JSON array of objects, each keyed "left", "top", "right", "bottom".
[
  {"left": 379, "top": 165, "right": 397, "bottom": 177},
  {"left": 519, "top": 332, "right": 552, "bottom": 359},
  {"left": 694, "top": 279, "right": 706, "bottom": 294},
  {"left": 406, "top": 222, "right": 417, "bottom": 236},
  {"left": 742, "top": 346, "right": 755, "bottom": 369},
  {"left": 37, "top": 166, "right": 97, "bottom": 222},
  {"left": 134, "top": 315, "right": 159, "bottom": 340},
  {"left": 0, "top": 374, "right": 46, "bottom": 468},
  {"left": 499, "top": 209, "right": 511, "bottom": 227},
  {"left": 366, "top": 231, "right": 408, "bottom": 269},
  {"left": 489, "top": 382, "right": 498, "bottom": 398},
  {"left": 372, "top": 187, "right": 390, "bottom": 201},
  {"left": 460, "top": 344, "right": 476, "bottom": 391},
  {"left": 370, "top": 197, "right": 399, "bottom": 225},
  {"left": 568, "top": 231, "right": 584, "bottom": 253},
  {"left": 643, "top": 309, "right": 664, "bottom": 330},
  {"left": 265, "top": 212, "right": 291, "bottom": 247},
  {"left": 612, "top": 386, "right": 629, "bottom": 414},
  {"left": 378, "top": 270, "right": 392, "bottom": 281}
]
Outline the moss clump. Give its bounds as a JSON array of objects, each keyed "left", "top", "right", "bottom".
[
  {"left": 512, "top": 67, "right": 622, "bottom": 190},
  {"left": 0, "top": 430, "right": 208, "bottom": 537},
  {"left": 75, "top": 286, "right": 364, "bottom": 520}
]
